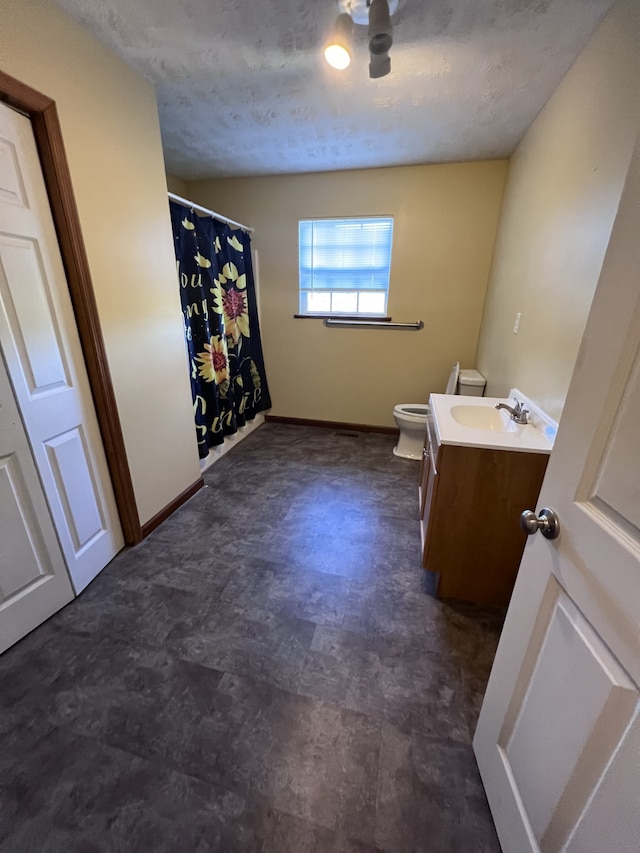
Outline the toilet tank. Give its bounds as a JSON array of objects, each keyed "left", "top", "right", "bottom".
[{"left": 458, "top": 368, "right": 486, "bottom": 396}]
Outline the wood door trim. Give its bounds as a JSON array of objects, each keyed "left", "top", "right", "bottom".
[{"left": 0, "top": 70, "right": 142, "bottom": 544}]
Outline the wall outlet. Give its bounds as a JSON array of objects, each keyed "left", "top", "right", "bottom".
[{"left": 513, "top": 312, "right": 522, "bottom": 334}]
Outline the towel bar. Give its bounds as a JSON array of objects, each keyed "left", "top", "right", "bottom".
[{"left": 323, "top": 319, "right": 424, "bottom": 330}]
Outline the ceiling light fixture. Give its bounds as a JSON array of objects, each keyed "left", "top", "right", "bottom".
[
  {"left": 324, "top": 0, "right": 398, "bottom": 77},
  {"left": 324, "top": 12, "right": 354, "bottom": 70},
  {"left": 368, "top": 0, "right": 393, "bottom": 78}
]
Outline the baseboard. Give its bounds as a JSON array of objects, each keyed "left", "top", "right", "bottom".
[
  {"left": 140, "top": 477, "right": 205, "bottom": 539},
  {"left": 265, "top": 415, "right": 398, "bottom": 436}
]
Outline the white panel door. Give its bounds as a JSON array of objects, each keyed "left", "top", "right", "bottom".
[
  {"left": 0, "top": 103, "right": 123, "bottom": 594},
  {"left": 0, "top": 350, "right": 74, "bottom": 653},
  {"left": 473, "top": 137, "right": 640, "bottom": 850}
]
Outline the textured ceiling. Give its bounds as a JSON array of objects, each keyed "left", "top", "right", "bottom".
[{"left": 55, "top": 0, "right": 616, "bottom": 179}]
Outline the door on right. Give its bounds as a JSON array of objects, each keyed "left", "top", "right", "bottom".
[{"left": 473, "top": 136, "right": 640, "bottom": 851}]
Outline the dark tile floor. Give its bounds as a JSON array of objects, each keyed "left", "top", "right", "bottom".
[{"left": 0, "top": 424, "right": 503, "bottom": 852}]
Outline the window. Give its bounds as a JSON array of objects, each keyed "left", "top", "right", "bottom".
[{"left": 298, "top": 216, "right": 394, "bottom": 316}]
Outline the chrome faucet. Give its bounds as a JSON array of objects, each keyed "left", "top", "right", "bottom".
[{"left": 495, "top": 397, "right": 529, "bottom": 424}]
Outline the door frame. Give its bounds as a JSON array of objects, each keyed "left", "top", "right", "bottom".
[{"left": 0, "top": 69, "right": 142, "bottom": 544}]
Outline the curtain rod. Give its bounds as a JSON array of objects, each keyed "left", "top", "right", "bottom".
[{"left": 168, "top": 191, "right": 254, "bottom": 234}]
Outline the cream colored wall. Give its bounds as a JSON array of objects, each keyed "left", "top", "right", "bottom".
[
  {"left": 166, "top": 174, "right": 188, "bottom": 196},
  {"left": 0, "top": 0, "right": 201, "bottom": 525},
  {"left": 475, "top": 0, "right": 639, "bottom": 423},
  {"left": 188, "top": 162, "right": 506, "bottom": 426}
]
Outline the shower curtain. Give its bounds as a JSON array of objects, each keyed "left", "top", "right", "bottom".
[{"left": 170, "top": 201, "right": 271, "bottom": 459}]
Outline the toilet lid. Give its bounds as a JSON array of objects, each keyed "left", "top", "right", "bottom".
[{"left": 445, "top": 362, "right": 460, "bottom": 395}]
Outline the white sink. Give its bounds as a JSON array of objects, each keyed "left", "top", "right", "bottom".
[
  {"left": 429, "top": 392, "right": 556, "bottom": 454},
  {"left": 449, "top": 404, "right": 518, "bottom": 433}
]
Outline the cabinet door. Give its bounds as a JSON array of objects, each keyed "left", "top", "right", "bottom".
[
  {"left": 419, "top": 419, "right": 440, "bottom": 565},
  {"left": 418, "top": 442, "right": 431, "bottom": 517},
  {"left": 418, "top": 416, "right": 436, "bottom": 515}
]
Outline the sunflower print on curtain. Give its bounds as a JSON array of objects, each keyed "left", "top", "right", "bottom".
[{"left": 169, "top": 201, "right": 271, "bottom": 458}]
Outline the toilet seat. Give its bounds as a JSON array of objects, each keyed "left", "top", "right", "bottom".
[
  {"left": 393, "top": 363, "right": 460, "bottom": 423},
  {"left": 392, "top": 363, "right": 483, "bottom": 460},
  {"left": 393, "top": 403, "right": 430, "bottom": 422}
]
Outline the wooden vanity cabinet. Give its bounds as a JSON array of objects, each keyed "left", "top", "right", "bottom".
[{"left": 419, "top": 421, "right": 548, "bottom": 608}]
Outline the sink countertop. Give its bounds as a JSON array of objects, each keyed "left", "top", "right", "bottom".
[{"left": 430, "top": 393, "right": 555, "bottom": 455}]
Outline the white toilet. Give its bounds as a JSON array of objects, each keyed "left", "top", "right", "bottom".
[{"left": 392, "top": 363, "right": 486, "bottom": 459}]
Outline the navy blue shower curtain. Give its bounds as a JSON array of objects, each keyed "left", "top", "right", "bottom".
[{"left": 170, "top": 201, "right": 271, "bottom": 458}]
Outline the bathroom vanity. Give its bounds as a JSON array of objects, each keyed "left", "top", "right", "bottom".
[{"left": 419, "top": 393, "right": 554, "bottom": 608}]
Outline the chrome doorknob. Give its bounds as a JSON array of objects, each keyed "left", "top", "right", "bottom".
[{"left": 520, "top": 507, "right": 560, "bottom": 540}]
